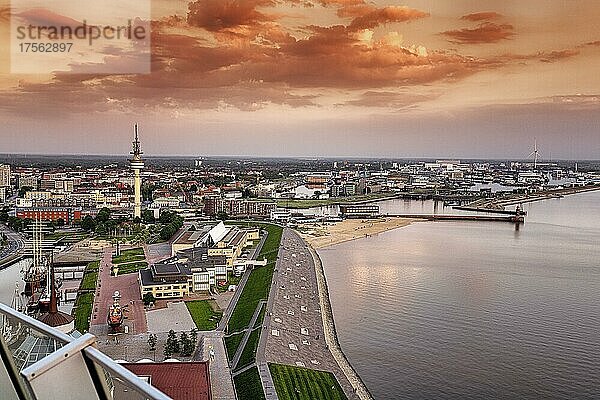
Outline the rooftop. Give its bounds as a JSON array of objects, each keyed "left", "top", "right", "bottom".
[{"left": 120, "top": 362, "right": 211, "bottom": 400}]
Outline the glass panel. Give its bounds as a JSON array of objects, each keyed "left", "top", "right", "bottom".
[
  {"left": 0, "top": 340, "right": 21, "bottom": 400},
  {"left": 85, "top": 349, "right": 171, "bottom": 400},
  {"left": 1, "top": 309, "right": 71, "bottom": 399}
]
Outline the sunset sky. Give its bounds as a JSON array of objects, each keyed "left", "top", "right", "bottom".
[{"left": 0, "top": 0, "right": 599, "bottom": 159}]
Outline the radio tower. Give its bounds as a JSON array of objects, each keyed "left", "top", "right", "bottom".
[
  {"left": 528, "top": 138, "right": 541, "bottom": 169},
  {"left": 129, "top": 124, "right": 145, "bottom": 219}
]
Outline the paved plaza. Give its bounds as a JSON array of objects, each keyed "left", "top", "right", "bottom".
[
  {"left": 147, "top": 301, "right": 197, "bottom": 333},
  {"left": 91, "top": 247, "right": 147, "bottom": 335}
]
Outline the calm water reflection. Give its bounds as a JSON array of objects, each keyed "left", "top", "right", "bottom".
[{"left": 319, "top": 191, "right": 600, "bottom": 399}]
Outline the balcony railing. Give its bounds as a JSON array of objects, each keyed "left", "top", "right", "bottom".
[{"left": 0, "top": 303, "right": 171, "bottom": 400}]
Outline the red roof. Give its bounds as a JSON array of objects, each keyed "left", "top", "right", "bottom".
[{"left": 122, "top": 362, "right": 211, "bottom": 400}]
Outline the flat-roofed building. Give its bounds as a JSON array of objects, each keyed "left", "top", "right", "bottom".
[
  {"left": 339, "top": 204, "right": 379, "bottom": 218},
  {"left": 178, "top": 247, "right": 228, "bottom": 291},
  {"left": 172, "top": 222, "right": 259, "bottom": 267},
  {"left": 139, "top": 263, "right": 192, "bottom": 299}
]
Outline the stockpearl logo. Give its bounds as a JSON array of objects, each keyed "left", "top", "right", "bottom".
[{"left": 10, "top": 0, "right": 151, "bottom": 74}]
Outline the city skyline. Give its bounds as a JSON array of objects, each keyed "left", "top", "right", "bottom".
[{"left": 0, "top": 1, "right": 599, "bottom": 159}]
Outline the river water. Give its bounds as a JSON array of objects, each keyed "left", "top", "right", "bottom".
[{"left": 318, "top": 190, "right": 600, "bottom": 399}]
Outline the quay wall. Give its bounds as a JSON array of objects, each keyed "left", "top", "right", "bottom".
[{"left": 305, "top": 236, "right": 374, "bottom": 400}]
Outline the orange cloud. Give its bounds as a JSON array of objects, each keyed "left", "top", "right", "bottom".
[
  {"left": 539, "top": 49, "right": 579, "bottom": 63},
  {"left": 187, "top": 0, "right": 277, "bottom": 32},
  {"left": 461, "top": 12, "right": 502, "bottom": 22},
  {"left": 0, "top": 1, "right": 590, "bottom": 119},
  {"left": 0, "top": 6, "right": 10, "bottom": 22},
  {"left": 442, "top": 22, "right": 514, "bottom": 44},
  {"left": 347, "top": 6, "right": 429, "bottom": 31}
]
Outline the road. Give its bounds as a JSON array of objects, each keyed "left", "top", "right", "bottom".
[{"left": 0, "top": 224, "right": 26, "bottom": 269}]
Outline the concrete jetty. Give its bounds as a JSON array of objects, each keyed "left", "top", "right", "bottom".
[{"left": 384, "top": 214, "right": 525, "bottom": 223}]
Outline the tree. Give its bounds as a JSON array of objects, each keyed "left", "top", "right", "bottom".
[
  {"left": 0, "top": 208, "right": 9, "bottom": 222},
  {"left": 81, "top": 215, "right": 96, "bottom": 232},
  {"left": 179, "top": 332, "right": 194, "bottom": 357},
  {"left": 95, "top": 222, "right": 107, "bottom": 236},
  {"left": 148, "top": 333, "right": 157, "bottom": 360},
  {"left": 164, "top": 330, "right": 179, "bottom": 359},
  {"left": 18, "top": 186, "right": 33, "bottom": 198},
  {"left": 56, "top": 218, "right": 65, "bottom": 227},
  {"left": 96, "top": 207, "right": 111, "bottom": 223},
  {"left": 142, "top": 210, "right": 155, "bottom": 224},
  {"left": 143, "top": 292, "right": 155, "bottom": 306},
  {"left": 216, "top": 211, "right": 229, "bottom": 221}
]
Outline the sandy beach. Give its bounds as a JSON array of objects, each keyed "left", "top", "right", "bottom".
[{"left": 299, "top": 217, "right": 417, "bottom": 249}]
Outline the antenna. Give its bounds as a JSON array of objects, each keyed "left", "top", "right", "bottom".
[
  {"left": 131, "top": 123, "right": 143, "bottom": 158},
  {"left": 528, "top": 138, "right": 541, "bottom": 169}
]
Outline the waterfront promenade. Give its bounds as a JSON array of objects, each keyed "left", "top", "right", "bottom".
[{"left": 262, "top": 228, "right": 372, "bottom": 400}]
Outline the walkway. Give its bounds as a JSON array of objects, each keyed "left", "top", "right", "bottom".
[
  {"left": 200, "top": 332, "right": 237, "bottom": 400},
  {"left": 262, "top": 228, "right": 366, "bottom": 400},
  {"left": 91, "top": 247, "right": 147, "bottom": 335}
]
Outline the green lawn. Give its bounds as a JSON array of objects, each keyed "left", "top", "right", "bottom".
[
  {"left": 185, "top": 300, "right": 222, "bottom": 331},
  {"left": 233, "top": 367, "right": 266, "bottom": 400},
  {"left": 112, "top": 248, "right": 145, "bottom": 264},
  {"left": 80, "top": 271, "right": 98, "bottom": 291},
  {"left": 73, "top": 292, "right": 94, "bottom": 332},
  {"left": 86, "top": 260, "right": 100, "bottom": 272},
  {"left": 269, "top": 364, "right": 347, "bottom": 400},
  {"left": 45, "top": 231, "right": 90, "bottom": 243},
  {"left": 228, "top": 224, "right": 283, "bottom": 332},
  {"left": 115, "top": 261, "right": 148, "bottom": 275},
  {"left": 236, "top": 328, "right": 261, "bottom": 370},
  {"left": 225, "top": 332, "right": 245, "bottom": 361},
  {"left": 254, "top": 303, "right": 266, "bottom": 328}
]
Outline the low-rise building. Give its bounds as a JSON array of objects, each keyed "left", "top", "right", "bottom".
[
  {"left": 139, "top": 263, "right": 192, "bottom": 299},
  {"left": 339, "top": 204, "right": 379, "bottom": 218},
  {"left": 16, "top": 207, "right": 82, "bottom": 224}
]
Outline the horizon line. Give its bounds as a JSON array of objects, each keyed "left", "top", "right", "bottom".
[{"left": 0, "top": 153, "right": 597, "bottom": 162}]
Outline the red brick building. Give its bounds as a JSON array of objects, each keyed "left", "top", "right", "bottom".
[{"left": 16, "top": 207, "right": 82, "bottom": 224}]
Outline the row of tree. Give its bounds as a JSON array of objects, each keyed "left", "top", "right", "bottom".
[
  {"left": 158, "top": 211, "right": 184, "bottom": 241},
  {"left": 147, "top": 329, "right": 199, "bottom": 359}
]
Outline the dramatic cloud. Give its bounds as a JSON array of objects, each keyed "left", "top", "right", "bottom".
[
  {"left": 187, "top": 0, "right": 276, "bottom": 31},
  {"left": 344, "top": 6, "right": 429, "bottom": 30},
  {"left": 442, "top": 22, "right": 515, "bottom": 44},
  {"left": 461, "top": 12, "right": 502, "bottom": 22}
]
